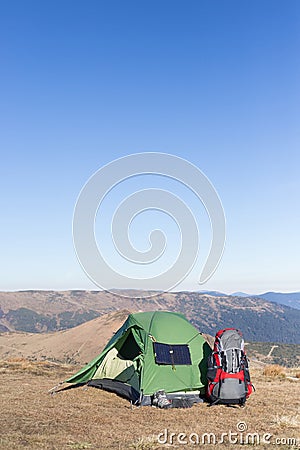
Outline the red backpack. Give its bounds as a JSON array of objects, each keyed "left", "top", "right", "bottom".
[{"left": 207, "top": 328, "right": 254, "bottom": 406}]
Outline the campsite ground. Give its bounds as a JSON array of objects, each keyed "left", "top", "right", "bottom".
[{"left": 0, "top": 360, "right": 299, "bottom": 449}]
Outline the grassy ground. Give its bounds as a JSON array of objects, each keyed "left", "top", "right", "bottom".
[{"left": 0, "top": 360, "right": 299, "bottom": 449}]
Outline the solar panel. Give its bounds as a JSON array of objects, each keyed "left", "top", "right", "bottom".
[
  {"left": 153, "top": 343, "right": 170, "bottom": 364},
  {"left": 153, "top": 342, "right": 192, "bottom": 365}
]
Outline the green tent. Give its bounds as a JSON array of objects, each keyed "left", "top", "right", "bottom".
[{"left": 65, "top": 311, "right": 211, "bottom": 405}]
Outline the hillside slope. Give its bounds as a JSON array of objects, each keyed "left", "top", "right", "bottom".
[
  {"left": 0, "top": 309, "right": 130, "bottom": 364},
  {"left": 257, "top": 291, "right": 300, "bottom": 310},
  {"left": 1, "top": 310, "right": 299, "bottom": 367},
  {"left": 0, "top": 290, "right": 300, "bottom": 343}
]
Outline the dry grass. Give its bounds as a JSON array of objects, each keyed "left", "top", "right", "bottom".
[
  {"left": 0, "top": 358, "right": 73, "bottom": 376},
  {"left": 272, "top": 415, "right": 300, "bottom": 429},
  {"left": 129, "top": 435, "right": 160, "bottom": 450},
  {"left": 0, "top": 360, "right": 299, "bottom": 449},
  {"left": 262, "top": 364, "right": 286, "bottom": 378}
]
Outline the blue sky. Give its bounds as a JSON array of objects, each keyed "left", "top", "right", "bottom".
[{"left": 0, "top": 1, "right": 299, "bottom": 293}]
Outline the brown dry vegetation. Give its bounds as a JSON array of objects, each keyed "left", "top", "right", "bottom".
[
  {"left": 262, "top": 364, "right": 286, "bottom": 378},
  {"left": 0, "top": 361, "right": 299, "bottom": 450}
]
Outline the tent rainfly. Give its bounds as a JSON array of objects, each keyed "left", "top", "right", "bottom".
[{"left": 64, "top": 311, "right": 211, "bottom": 405}]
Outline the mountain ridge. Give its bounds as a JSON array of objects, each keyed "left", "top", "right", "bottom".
[
  {"left": 0, "top": 309, "right": 299, "bottom": 367},
  {"left": 200, "top": 290, "right": 300, "bottom": 309},
  {"left": 0, "top": 290, "right": 300, "bottom": 343}
]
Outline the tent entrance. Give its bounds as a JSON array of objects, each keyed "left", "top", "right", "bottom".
[
  {"left": 92, "top": 329, "right": 142, "bottom": 392},
  {"left": 117, "top": 329, "right": 141, "bottom": 360}
]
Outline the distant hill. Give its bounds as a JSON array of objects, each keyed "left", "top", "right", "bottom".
[
  {"left": 0, "top": 309, "right": 130, "bottom": 364},
  {"left": 1, "top": 308, "right": 299, "bottom": 368},
  {"left": 0, "top": 309, "right": 214, "bottom": 365},
  {"left": 246, "top": 341, "right": 300, "bottom": 368},
  {"left": 256, "top": 291, "right": 300, "bottom": 310},
  {"left": 174, "top": 292, "right": 300, "bottom": 344},
  {"left": 0, "top": 290, "right": 300, "bottom": 343},
  {"left": 231, "top": 292, "right": 251, "bottom": 297},
  {"left": 199, "top": 290, "right": 228, "bottom": 297},
  {"left": 203, "top": 290, "right": 300, "bottom": 309}
]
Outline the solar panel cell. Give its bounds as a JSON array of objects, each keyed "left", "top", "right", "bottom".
[{"left": 153, "top": 342, "right": 192, "bottom": 365}]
